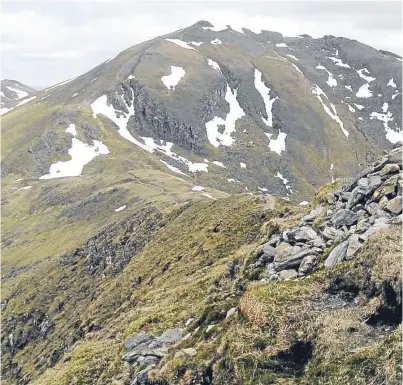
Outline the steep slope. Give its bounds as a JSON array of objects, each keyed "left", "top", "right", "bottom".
[
  {"left": 0, "top": 79, "right": 37, "bottom": 115},
  {"left": 1, "top": 146, "right": 401, "bottom": 385}
]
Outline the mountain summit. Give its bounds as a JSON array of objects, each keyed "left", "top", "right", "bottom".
[{"left": 1, "top": 20, "right": 402, "bottom": 199}]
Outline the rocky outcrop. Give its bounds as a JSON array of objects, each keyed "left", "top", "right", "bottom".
[
  {"left": 251, "top": 145, "right": 402, "bottom": 281},
  {"left": 123, "top": 329, "right": 183, "bottom": 385}
]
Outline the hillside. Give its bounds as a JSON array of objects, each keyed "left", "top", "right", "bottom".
[
  {"left": 1, "top": 20, "right": 402, "bottom": 385},
  {"left": 0, "top": 79, "right": 37, "bottom": 115}
]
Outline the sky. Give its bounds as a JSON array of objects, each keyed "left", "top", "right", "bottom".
[{"left": 1, "top": 0, "right": 402, "bottom": 89}]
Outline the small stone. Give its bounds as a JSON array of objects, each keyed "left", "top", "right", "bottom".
[
  {"left": 326, "top": 209, "right": 334, "bottom": 217},
  {"left": 359, "top": 224, "right": 390, "bottom": 241},
  {"left": 368, "top": 175, "right": 382, "bottom": 189},
  {"left": 206, "top": 325, "right": 215, "bottom": 333},
  {"left": 331, "top": 209, "right": 358, "bottom": 228},
  {"left": 279, "top": 269, "right": 298, "bottom": 281},
  {"left": 326, "top": 193, "right": 336, "bottom": 204},
  {"left": 256, "top": 242, "right": 276, "bottom": 263},
  {"left": 346, "top": 234, "right": 362, "bottom": 258},
  {"left": 309, "top": 238, "right": 326, "bottom": 248},
  {"left": 182, "top": 333, "right": 191, "bottom": 340},
  {"left": 372, "top": 174, "right": 399, "bottom": 201},
  {"left": 185, "top": 318, "right": 194, "bottom": 327},
  {"left": 322, "top": 226, "right": 344, "bottom": 240},
  {"left": 385, "top": 196, "right": 402, "bottom": 215},
  {"left": 357, "top": 178, "right": 369, "bottom": 187},
  {"left": 137, "top": 356, "right": 160, "bottom": 369},
  {"left": 274, "top": 247, "right": 320, "bottom": 271},
  {"left": 182, "top": 348, "right": 197, "bottom": 357},
  {"left": 226, "top": 307, "right": 237, "bottom": 319},
  {"left": 302, "top": 206, "right": 323, "bottom": 222},
  {"left": 356, "top": 219, "right": 371, "bottom": 234},
  {"left": 294, "top": 226, "right": 319, "bottom": 241},
  {"left": 156, "top": 329, "right": 182, "bottom": 346},
  {"left": 267, "top": 235, "right": 281, "bottom": 246},
  {"left": 380, "top": 163, "right": 400, "bottom": 176},
  {"left": 324, "top": 240, "right": 349, "bottom": 268}
]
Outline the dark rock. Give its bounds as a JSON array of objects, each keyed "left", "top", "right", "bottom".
[
  {"left": 294, "top": 226, "right": 319, "bottom": 241},
  {"left": 331, "top": 209, "right": 357, "bottom": 227},
  {"left": 136, "top": 355, "right": 160, "bottom": 368},
  {"left": 346, "top": 185, "right": 372, "bottom": 209},
  {"left": 346, "top": 234, "right": 362, "bottom": 258},
  {"left": 373, "top": 174, "right": 399, "bottom": 202},
  {"left": 302, "top": 206, "right": 323, "bottom": 222},
  {"left": 298, "top": 255, "right": 317, "bottom": 275},
  {"left": 324, "top": 240, "right": 349, "bottom": 268},
  {"left": 256, "top": 242, "right": 276, "bottom": 263},
  {"left": 124, "top": 332, "right": 154, "bottom": 350}
]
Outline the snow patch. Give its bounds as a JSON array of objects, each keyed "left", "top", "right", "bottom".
[
  {"left": 66, "top": 124, "right": 77, "bottom": 136},
  {"left": 356, "top": 68, "right": 375, "bottom": 83},
  {"left": 161, "top": 66, "right": 186, "bottom": 90},
  {"left": 316, "top": 64, "right": 337, "bottom": 87},
  {"left": 213, "top": 161, "right": 226, "bottom": 168},
  {"left": 6, "top": 86, "right": 29, "bottom": 99},
  {"left": 345, "top": 85, "right": 352, "bottom": 91},
  {"left": 312, "top": 85, "right": 349, "bottom": 137},
  {"left": 325, "top": 56, "right": 350, "bottom": 68},
  {"left": 275, "top": 43, "right": 288, "bottom": 48},
  {"left": 265, "top": 130, "right": 287, "bottom": 155},
  {"left": 275, "top": 172, "right": 292, "bottom": 192},
  {"left": 40, "top": 139, "right": 109, "bottom": 179},
  {"left": 370, "top": 110, "right": 403, "bottom": 144},
  {"left": 254, "top": 69, "right": 278, "bottom": 127},
  {"left": 15, "top": 96, "right": 36, "bottom": 107},
  {"left": 207, "top": 58, "right": 221, "bottom": 73},
  {"left": 291, "top": 63, "right": 302, "bottom": 73},
  {"left": 354, "top": 104, "right": 365, "bottom": 110},
  {"left": 115, "top": 205, "right": 126, "bottom": 212},
  {"left": 17, "top": 186, "right": 32, "bottom": 191},
  {"left": 382, "top": 103, "right": 389, "bottom": 113},
  {"left": 392, "top": 92, "right": 400, "bottom": 100},
  {"left": 160, "top": 160, "right": 186, "bottom": 175},
  {"left": 299, "top": 201, "right": 309, "bottom": 206},
  {"left": 91, "top": 77, "right": 98, "bottom": 83},
  {"left": 286, "top": 54, "right": 299, "bottom": 61},
  {"left": 190, "top": 41, "right": 203, "bottom": 46},
  {"left": 211, "top": 39, "right": 222, "bottom": 45},
  {"left": 387, "top": 77, "right": 397, "bottom": 88},
  {"left": 127, "top": 75, "right": 135, "bottom": 80},
  {"left": 205, "top": 85, "right": 245, "bottom": 147},
  {"left": 258, "top": 187, "right": 268, "bottom": 192},
  {"left": 192, "top": 186, "right": 205, "bottom": 191},
  {"left": 165, "top": 38, "right": 197, "bottom": 51},
  {"left": 240, "top": 162, "right": 246, "bottom": 168},
  {"left": 72, "top": 93, "right": 79, "bottom": 98},
  {"left": 356, "top": 83, "right": 373, "bottom": 98}
]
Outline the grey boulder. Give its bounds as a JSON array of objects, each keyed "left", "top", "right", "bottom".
[
  {"left": 331, "top": 209, "right": 357, "bottom": 228},
  {"left": 324, "top": 240, "right": 349, "bottom": 268}
]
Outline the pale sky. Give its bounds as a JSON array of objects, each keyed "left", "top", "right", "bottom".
[{"left": 1, "top": 0, "right": 402, "bottom": 89}]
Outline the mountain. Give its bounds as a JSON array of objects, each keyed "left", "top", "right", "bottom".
[
  {"left": 1, "top": 21, "right": 402, "bottom": 385},
  {"left": 0, "top": 79, "right": 37, "bottom": 115}
]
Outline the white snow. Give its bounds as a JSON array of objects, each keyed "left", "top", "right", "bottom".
[
  {"left": 207, "top": 58, "right": 221, "bottom": 73},
  {"left": 203, "top": 24, "right": 228, "bottom": 32},
  {"left": 275, "top": 171, "right": 292, "bottom": 192},
  {"left": 325, "top": 56, "right": 350, "bottom": 68},
  {"left": 40, "top": 138, "right": 109, "bottom": 179},
  {"left": 15, "top": 96, "right": 36, "bottom": 107},
  {"left": 92, "top": 92, "right": 209, "bottom": 173},
  {"left": 392, "top": 92, "right": 400, "bottom": 100},
  {"left": 240, "top": 162, "right": 246, "bottom": 168},
  {"left": 299, "top": 201, "right": 309, "bottom": 206},
  {"left": 370, "top": 110, "right": 403, "bottom": 144},
  {"left": 330, "top": 163, "right": 334, "bottom": 170},
  {"left": 165, "top": 38, "right": 197, "bottom": 51},
  {"left": 213, "top": 160, "right": 226, "bottom": 168},
  {"left": 6, "top": 86, "right": 29, "bottom": 99},
  {"left": 286, "top": 54, "right": 299, "bottom": 61},
  {"left": 202, "top": 192, "right": 216, "bottom": 200},
  {"left": 291, "top": 63, "right": 302, "bottom": 73},
  {"left": 345, "top": 85, "right": 352, "bottom": 91},
  {"left": 356, "top": 68, "right": 376, "bottom": 83},
  {"left": 91, "top": 94, "right": 152, "bottom": 153},
  {"left": 17, "top": 186, "right": 32, "bottom": 191},
  {"left": 265, "top": 130, "right": 287, "bottom": 155},
  {"left": 382, "top": 103, "right": 389, "bottom": 113},
  {"left": 161, "top": 66, "right": 186, "bottom": 90},
  {"left": 127, "top": 75, "right": 135, "bottom": 80},
  {"left": 358, "top": 117, "right": 363, "bottom": 121},
  {"left": 160, "top": 160, "right": 186, "bottom": 175},
  {"left": 43, "top": 77, "right": 76, "bottom": 92},
  {"left": 205, "top": 85, "right": 245, "bottom": 147},
  {"left": 387, "top": 77, "right": 397, "bottom": 88},
  {"left": 342, "top": 101, "right": 355, "bottom": 112},
  {"left": 65, "top": 123, "right": 77, "bottom": 136},
  {"left": 356, "top": 83, "right": 373, "bottom": 98},
  {"left": 211, "top": 39, "right": 222, "bottom": 45},
  {"left": 0, "top": 107, "right": 11, "bottom": 116},
  {"left": 312, "top": 85, "right": 349, "bottom": 137},
  {"left": 276, "top": 43, "right": 288, "bottom": 48},
  {"left": 316, "top": 64, "right": 337, "bottom": 87},
  {"left": 254, "top": 69, "right": 278, "bottom": 127},
  {"left": 258, "top": 187, "right": 269, "bottom": 192},
  {"left": 40, "top": 95, "right": 50, "bottom": 100},
  {"left": 192, "top": 186, "right": 205, "bottom": 191},
  {"left": 354, "top": 104, "right": 365, "bottom": 110},
  {"left": 115, "top": 205, "right": 127, "bottom": 212},
  {"left": 15, "top": 178, "right": 23, "bottom": 182},
  {"left": 72, "top": 93, "right": 79, "bottom": 98},
  {"left": 190, "top": 41, "right": 204, "bottom": 46},
  {"left": 91, "top": 77, "right": 98, "bottom": 82},
  {"left": 0, "top": 91, "right": 4, "bottom": 98}
]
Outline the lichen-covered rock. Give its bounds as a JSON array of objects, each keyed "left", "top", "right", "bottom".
[{"left": 331, "top": 209, "right": 358, "bottom": 227}]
